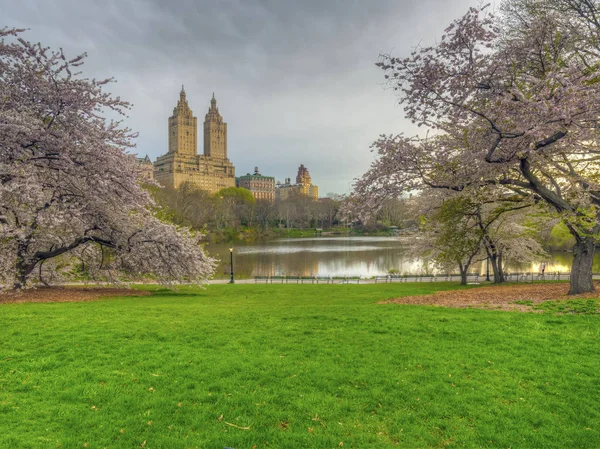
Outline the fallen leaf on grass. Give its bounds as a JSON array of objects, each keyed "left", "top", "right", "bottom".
[
  {"left": 0, "top": 287, "right": 151, "bottom": 304},
  {"left": 381, "top": 282, "right": 600, "bottom": 311},
  {"left": 218, "top": 414, "right": 223, "bottom": 421},
  {"left": 225, "top": 422, "right": 251, "bottom": 430},
  {"left": 312, "top": 413, "right": 326, "bottom": 428}
]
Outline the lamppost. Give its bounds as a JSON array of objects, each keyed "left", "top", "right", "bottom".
[
  {"left": 485, "top": 257, "right": 490, "bottom": 282},
  {"left": 229, "top": 247, "right": 235, "bottom": 284}
]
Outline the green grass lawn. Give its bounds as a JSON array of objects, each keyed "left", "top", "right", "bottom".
[{"left": 1, "top": 283, "right": 599, "bottom": 448}]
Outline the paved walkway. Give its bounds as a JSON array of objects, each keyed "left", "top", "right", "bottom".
[{"left": 209, "top": 273, "right": 583, "bottom": 285}]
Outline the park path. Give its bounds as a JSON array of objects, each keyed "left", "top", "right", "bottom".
[{"left": 209, "top": 272, "right": 594, "bottom": 285}]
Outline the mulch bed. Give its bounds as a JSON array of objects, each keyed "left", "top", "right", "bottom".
[
  {"left": 381, "top": 282, "right": 600, "bottom": 311},
  {"left": 0, "top": 286, "right": 151, "bottom": 304}
]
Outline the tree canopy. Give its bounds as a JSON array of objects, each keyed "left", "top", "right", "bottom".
[
  {"left": 350, "top": 0, "right": 600, "bottom": 294},
  {"left": 0, "top": 28, "right": 214, "bottom": 288}
]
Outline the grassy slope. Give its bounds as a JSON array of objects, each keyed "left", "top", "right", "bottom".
[{"left": 0, "top": 283, "right": 599, "bottom": 449}]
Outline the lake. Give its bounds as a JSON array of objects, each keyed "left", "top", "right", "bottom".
[{"left": 206, "top": 236, "right": 590, "bottom": 278}]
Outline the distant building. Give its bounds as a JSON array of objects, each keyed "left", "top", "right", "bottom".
[
  {"left": 237, "top": 167, "right": 275, "bottom": 202},
  {"left": 275, "top": 164, "right": 319, "bottom": 201},
  {"left": 153, "top": 87, "right": 235, "bottom": 193},
  {"left": 136, "top": 154, "right": 154, "bottom": 181}
]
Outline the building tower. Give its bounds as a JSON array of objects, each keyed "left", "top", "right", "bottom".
[
  {"left": 154, "top": 87, "right": 235, "bottom": 193},
  {"left": 203, "top": 93, "right": 228, "bottom": 159},
  {"left": 168, "top": 85, "right": 197, "bottom": 156},
  {"left": 296, "top": 164, "right": 312, "bottom": 185}
]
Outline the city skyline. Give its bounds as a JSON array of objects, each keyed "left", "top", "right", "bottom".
[{"left": 5, "top": 0, "right": 476, "bottom": 194}]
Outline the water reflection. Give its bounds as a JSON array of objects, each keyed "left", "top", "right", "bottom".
[{"left": 206, "top": 236, "right": 587, "bottom": 278}]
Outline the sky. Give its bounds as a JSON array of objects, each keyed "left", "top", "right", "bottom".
[{"left": 5, "top": 0, "right": 477, "bottom": 195}]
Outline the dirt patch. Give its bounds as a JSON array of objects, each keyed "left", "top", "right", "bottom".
[
  {"left": 381, "top": 282, "right": 600, "bottom": 311},
  {"left": 0, "top": 286, "right": 151, "bottom": 304}
]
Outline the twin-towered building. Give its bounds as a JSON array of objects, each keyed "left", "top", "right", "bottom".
[
  {"left": 153, "top": 87, "right": 235, "bottom": 193},
  {"left": 153, "top": 87, "right": 318, "bottom": 200}
]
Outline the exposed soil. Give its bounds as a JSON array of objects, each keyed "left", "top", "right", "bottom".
[
  {"left": 0, "top": 286, "right": 151, "bottom": 304},
  {"left": 381, "top": 282, "right": 600, "bottom": 311}
]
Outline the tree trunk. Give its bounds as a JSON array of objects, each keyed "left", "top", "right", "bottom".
[
  {"left": 13, "top": 268, "right": 27, "bottom": 290},
  {"left": 489, "top": 254, "right": 500, "bottom": 283},
  {"left": 14, "top": 256, "right": 36, "bottom": 290},
  {"left": 14, "top": 240, "right": 32, "bottom": 289},
  {"left": 458, "top": 263, "right": 468, "bottom": 285},
  {"left": 484, "top": 239, "right": 505, "bottom": 284},
  {"left": 569, "top": 236, "right": 596, "bottom": 294},
  {"left": 497, "top": 252, "right": 505, "bottom": 283}
]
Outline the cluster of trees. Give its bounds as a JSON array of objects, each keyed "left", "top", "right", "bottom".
[
  {"left": 406, "top": 190, "right": 548, "bottom": 285},
  {"left": 151, "top": 183, "right": 417, "bottom": 239},
  {"left": 0, "top": 28, "right": 214, "bottom": 289},
  {"left": 349, "top": 0, "right": 600, "bottom": 294},
  {"left": 152, "top": 183, "right": 348, "bottom": 238}
]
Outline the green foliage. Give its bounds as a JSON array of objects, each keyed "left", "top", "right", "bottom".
[
  {"left": 562, "top": 206, "right": 600, "bottom": 238},
  {"left": 1, "top": 284, "right": 599, "bottom": 448},
  {"left": 547, "top": 222, "right": 576, "bottom": 250},
  {"left": 216, "top": 187, "right": 256, "bottom": 205},
  {"left": 426, "top": 197, "right": 483, "bottom": 270}
]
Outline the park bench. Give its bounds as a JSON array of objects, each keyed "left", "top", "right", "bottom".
[
  {"left": 315, "top": 276, "right": 333, "bottom": 284},
  {"left": 341, "top": 276, "right": 360, "bottom": 284},
  {"left": 254, "top": 276, "right": 269, "bottom": 284},
  {"left": 285, "top": 276, "right": 301, "bottom": 284},
  {"left": 270, "top": 276, "right": 285, "bottom": 284},
  {"left": 466, "top": 274, "right": 479, "bottom": 283},
  {"left": 377, "top": 275, "right": 406, "bottom": 283},
  {"left": 302, "top": 276, "right": 319, "bottom": 284}
]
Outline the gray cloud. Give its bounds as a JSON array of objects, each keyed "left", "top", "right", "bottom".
[{"left": 6, "top": 0, "right": 476, "bottom": 194}]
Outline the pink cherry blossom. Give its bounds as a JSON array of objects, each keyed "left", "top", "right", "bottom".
[
  {"left": 0, "top": 28, "right": 214, "bottom": 289},
  {"left": 350, "top": 2, "right": 600, "bottom": 294}
]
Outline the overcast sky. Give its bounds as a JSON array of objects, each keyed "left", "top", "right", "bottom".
[{"left": 6, "top": 0, "right": 476, "bottom": 195}]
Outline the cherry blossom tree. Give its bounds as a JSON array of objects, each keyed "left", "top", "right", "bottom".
[
  {"left": 0, "top": 28, "right": 214, "bottom": 289},
  {"left": 351, "top": 1, "right": 600, "bottom": 294},
  {"left": 404, "top": 188, "right": 545, "bottom": 284},
  {"left": 412, "top": 193, "right": 486, "bottom": 285}
]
